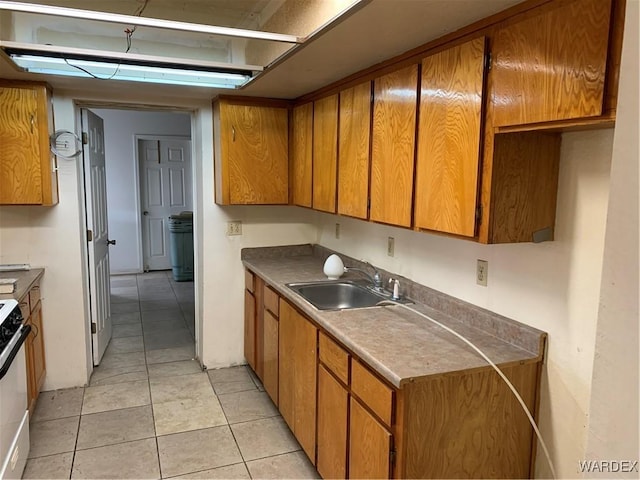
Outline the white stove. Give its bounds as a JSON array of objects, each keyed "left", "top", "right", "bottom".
[{"left": 0, "top": 300, "right": 30, "bottom": 480}]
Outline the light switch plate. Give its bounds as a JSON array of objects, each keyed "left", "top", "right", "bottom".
[{"left": 387, "top": 237, "right": 395, "bottom": 257}]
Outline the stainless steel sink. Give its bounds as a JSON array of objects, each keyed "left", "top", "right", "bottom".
[{"left": 287, "top": 281, "right": 388, "bottom": 311}]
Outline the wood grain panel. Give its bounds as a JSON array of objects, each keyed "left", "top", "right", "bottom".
[
  {"left": 263, "top": 285, "right": 279, "bottom": 317},
  {"left": 0, "top": 86, "right": 43, "bottom": 204},
  {"left": 31, "top": 301, "right": 46, "bottom": 396},
  {"left": 291, "top": 102, "right": 313, "bottom": 207},
  {"left": 278, "top": 299, "right": 296, "bottom": 430},
  {"left": 263, "top": 309, "right": 279, "bottom": 405},
  {"left": 414, "top": 37, "right": 486, "bottom": 237},
  {"left": 351, "top": 359, "right": 394, "bottom": 427},
  {"left": 492, "top": 0, "right": 612, "bottom": 126},
  {"left": 317, "top": 364, "right": 348, "bottom": 480},
  {"left": 318, "top": 331, "right": 349, "bottom": 385},
  {"left": 243, "top": 290, "right": 256, "bottom": 371},
  {"left": 489, "top": 131, "right": 561, "bottom": 243},
  {"left": 312, "top": 94, "right": 338, "bottom": 213},
  {"left": 254, "top": 276, "right": 265, "bottom": 380},
  {"left": 219, "top": 101, "right": 288, "bottom": 204},
  {"left": 403, "top": 363, "right": 539, "bottom": 479},
  {"left": 338, "top": 81, "right": 372, "bottom": 219},
  {"left": 370, "top": 65, "right": 419, "bottom": 227},
  {"left": 244, "top": 269, "right": 254, "bottom": 293},
  {"left": 349, "top": 397, "right": 391, "bottom": 479}
]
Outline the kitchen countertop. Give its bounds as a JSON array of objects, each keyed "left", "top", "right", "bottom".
[
  {"left": 0, "top": 269, "right": 44, "bottom": 304},
  {"left": 242, "top": 245, "right": 546, "bottom": 388}
]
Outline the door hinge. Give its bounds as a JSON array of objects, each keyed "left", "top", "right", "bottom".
[
  {"left": 475, "top": 205, "right": 483, "bottom": 225},
  {"left": 87, "top": 229, "right": 93, "bottom": 242},
  {"left": 390, "top": 449, "right": 396, "bottom": 465},
  {"left": 486, "top": 51, "right": 492, "bottom": 71},
  {"left": 82, "top": 132, "right": 88, "bottom": 145},
  {"left": 91, "top": 322, "right": 97, "bottom": 334}
]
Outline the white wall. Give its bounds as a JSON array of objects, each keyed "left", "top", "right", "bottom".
[
  {"left": 90, "top": 108, "right": 191, "bottom": 274},
  {"left": 315, "top": 128, "right": 615, "bottom": 478},
  {"left": 0, "top": 96, "right": 92, "bottom": 390},
  {"left": 585, "top": 0, "right": 639, "bottom": 475}
]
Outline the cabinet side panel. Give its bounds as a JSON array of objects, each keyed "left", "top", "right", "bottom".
[
  {"left": 312, "top": 94, "right": 338, "bottom": 213},
  {"left": 414, "top": 37, "right": 486, "bottom": 237},
  {"left": 291, "top": 103, "right": 313, "bottom": 207},
  {"left": 0, "top": 86, "right": 43, "bottom": 204},
  {"left": 40, "top": 86, "right": 58, "bottom": 205},
  {"left": 243, "top": 290, "right": 256, "bottom": 370},
  {"left": 213, "top": 101, "right": 226, "bottom": 204},
  {"left": 492, "top": 0, "right": 611, "bottom": 126},
  {"left": 370, "top": 65, "right": 418, "bottom": 227},
  {"left": 404, "top": 363, "right": 539, "bottom": 478},
  {"left": 278, "top": 300, "right": 296, "bottom": 430},
  {"left": 338, "top": 81, "right": 371, "bottom": 219}
]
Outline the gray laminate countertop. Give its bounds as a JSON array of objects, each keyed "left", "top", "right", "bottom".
[
  {"left": 0, "top": 268, "right": 44, "bottom": 304},
  {"left": 242, "top": 245, "right": 545, "bottom": 388}
]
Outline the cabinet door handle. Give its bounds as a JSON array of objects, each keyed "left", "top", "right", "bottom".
[
  {"left": 232, "top": 126, "right": 236, "bottom": 142},
  {"left": 30, "top": 114, "right": 35, "bottom": 133}
]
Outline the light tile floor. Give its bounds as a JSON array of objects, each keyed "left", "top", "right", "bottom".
[{"left": 23, "top": 271, "right": 319, "bottom": 479}]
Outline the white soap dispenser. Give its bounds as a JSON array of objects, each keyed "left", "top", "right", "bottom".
[{"left": 323, "top": 254, "right": 345, "bottom": 280}]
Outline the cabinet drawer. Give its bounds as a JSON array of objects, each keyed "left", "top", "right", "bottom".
[
  {"left": 245, "top": 270, "right": 255, "bottom": 293},
  {"left": 29, "top": 284, "right": 41, "bottom": 311},
  {"left": 351, "top": 360, "right": 393, "bottom": 427},
  {"left": 263, "top": 285, "right": 279, "bottom": 317},
  {"left": 19, "top": 300, "right": 30, "bottom": 318},
  {"left": 319, "top": 332, "right": 349, "bottom": 385}
]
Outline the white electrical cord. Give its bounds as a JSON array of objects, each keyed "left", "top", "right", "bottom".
[{"left": 378, "top": 300, "right": 557, "bottom": 479}]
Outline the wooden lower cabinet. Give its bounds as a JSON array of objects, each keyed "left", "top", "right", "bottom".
[
  {"left": 243, "top": 289, "right": 256, "bottom": 371},
  {"left": 262, "top": 309, "right": 279, "bottom": 404},
  {"left": 278, "top": 300, "right": 317, "bottom": 463},
  {"left": 317, "top": 365, "right": 348, "bottom": 479},
  {"left": 349, "top": 397, "right": 392, "bottom": 479},
  {"left": 22, "top": 284, "right": 46, "bottom": 414}
]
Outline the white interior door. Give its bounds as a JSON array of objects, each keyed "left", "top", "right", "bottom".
[
  {"left": 82, "top": 109, "right": 113, "bottom": 365},
  {"left": 140, "top": 137, "right": 192, "bottom": 271}
]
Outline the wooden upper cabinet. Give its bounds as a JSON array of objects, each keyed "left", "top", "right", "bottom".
[
  {"left": 491, "top": 0, "right": 613, "bottom": 126},
  {"left": 0, "top": 81, "right": 58, "bottom": 206},
  {"left": 338, "top": 81, "right": 372, "bottom": 219},
  {"left": 213, "top": 98, "right": 288, "bottom": 205},
  {"left": 414, "top": 37, "right": 487, "bottom": 237},
  {"left": 370, "top": 65, "right": 419, "bottom": 228},
  {"left": 312, "top": 94, "right": 339, "bottom": 213},
  {"left": 291, "top": 102, "right": 313, "bottom": 207}
]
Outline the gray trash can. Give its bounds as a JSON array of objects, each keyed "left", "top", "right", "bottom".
[{"left": 169, "top": 211, "right": 194, "bottom": 282}]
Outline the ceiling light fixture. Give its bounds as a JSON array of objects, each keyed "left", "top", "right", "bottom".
[
  {"left": 0, "top": 1, "right": 303, "bottom": 44},
  {"left": 0, "top": 42, "right": 262, "bottom": 89}
]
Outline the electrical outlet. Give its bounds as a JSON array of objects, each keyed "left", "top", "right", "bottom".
[
  {"left": 226, "top": 221, "right": 242, "bottom": 236},
  {"left": 477, "top": 259, "right": 488, "bottom": 286},
  {"left": 335, "top": 223, "right": 341, "bottom": 239},
  {"left": 387, "top": 237, "right": 395, "bottom": 257}
]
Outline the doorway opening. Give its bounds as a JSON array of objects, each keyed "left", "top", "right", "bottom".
[{"left": 79, "top": 106, "right": 197, "bottom": 371}]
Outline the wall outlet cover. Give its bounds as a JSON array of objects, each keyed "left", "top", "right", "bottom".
[
  {"left": 477, "top": 259, "right": 488, "bottom": 286},
  {"left": 227, "top": 221, "right": 242, "bottom": 236},
  {"left": 387, "top": 237, "right": 395, "bottom": 257}
]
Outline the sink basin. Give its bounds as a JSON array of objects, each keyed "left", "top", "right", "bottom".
[{"left": 287, "top": 281, "right": 387, "bottom": 311}]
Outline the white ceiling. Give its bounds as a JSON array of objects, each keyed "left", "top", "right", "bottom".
[{"left": 0, "top": 0, "right": 524, "bottom": 101}]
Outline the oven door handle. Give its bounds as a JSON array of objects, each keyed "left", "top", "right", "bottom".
[{"left": 0, "top": 324, "right": 31, "bottom": 381}]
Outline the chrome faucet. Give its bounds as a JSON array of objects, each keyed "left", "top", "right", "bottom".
[{"left": 344, "top": 261, "right": 383, "bottom": 291}]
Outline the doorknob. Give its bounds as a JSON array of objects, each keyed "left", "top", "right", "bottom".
[
  {"left": 107, "top": 239, "right": 117, "bottom": 246},
  {"left": 143, "top": 211, "right": 149, "bottom": 216}
]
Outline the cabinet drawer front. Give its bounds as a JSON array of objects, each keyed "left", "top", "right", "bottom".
[
  {"left": 263, "top": 285, "right": 279, "bottom": 317},
  {"left": 319, "top": 332, "right": 349, "bottom": 385},
  {"left": 245, "top": 270, "right": 255, "bottom": 293},
  {"left": 351, "top": 360, "right": 393, "bottom": 427},
  {"left": 19, "top": 300, "right": 30, "bottom": 318},
  {"left": 29, "top": 284, "right": 41, "bottom": 311}
]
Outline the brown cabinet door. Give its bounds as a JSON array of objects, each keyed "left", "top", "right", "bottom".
[
  {"left": 0, "top": 84, "right": 57, "bottom": 205},
  {"left": 349, "top": 397, "right": 392, "bottom": 479},
  {"left": 263, "top": 309, "right": 279, "bottom": 405},
  {"left": 370, "top": 65, "right": 419, "bottom": 227},
  {"left": 317, "top": 364, "right": 348, "bottom": 480},
  {"left": 338, "top": 81, "right": 372, "bottom": 219},
  {"left": 30, "top": 301, "right": 46, "bottom": 394},
  {"left": 278, "top": 300, "right": 318, "bottom": 464},
  {"left": 414, "top": 37, "right": 487, "bottom": 237},
  {"left": 492, "top": 0, "right": 612, "bottom": 126},
  {"left": 291, "top": 102, "right": 313, "bottom": 207},
  {"left": 312, "top": 94, "right": 338, "bottom": 213},
  {"left": 218, "top": 101, "right": 288, "bottom": 204},
  {"left": 244, "top": 289, "right": 256, "bottom": 370}
]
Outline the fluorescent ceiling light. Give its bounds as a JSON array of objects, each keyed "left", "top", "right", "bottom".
[
  {"left": 1, "top": 42, "right": 261, "bottom": 89},
  {"left": 0, "top": 1, "right": 303, "bottom": 44}
]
